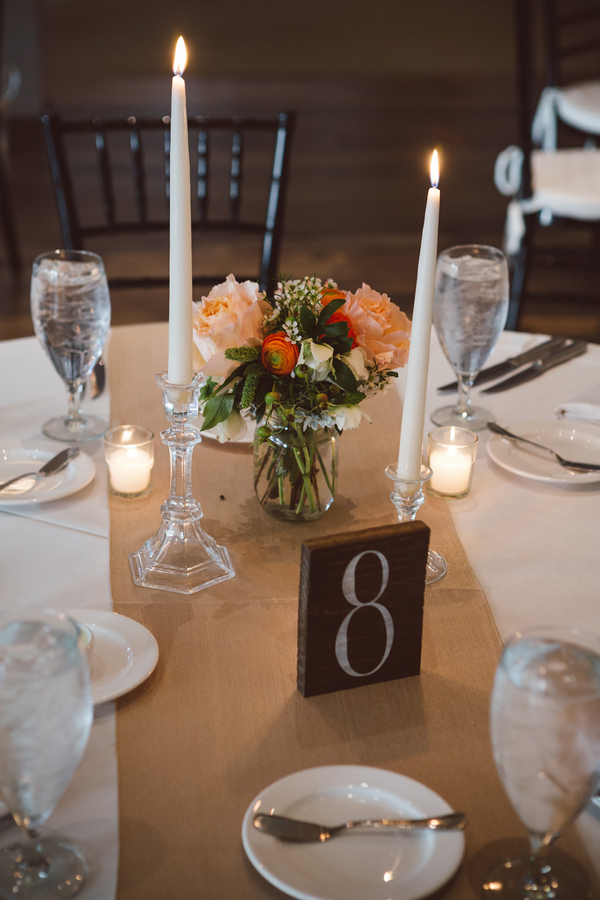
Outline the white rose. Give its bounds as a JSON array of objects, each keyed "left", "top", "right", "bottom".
[
  {"left": 297, "top": 340, "right": 333, "bottom": 381},
  {"left": 211, "top": 409, "right": 247, "bottom": 443},
  {"left": 331, "top": 405, "right": 370, "bottom": 431},
  {"left": 340, "top": 347, "right": 369, "bottom": 381}
]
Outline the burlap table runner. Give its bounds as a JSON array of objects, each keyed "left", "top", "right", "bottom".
[{"left": 108, "top": 323, "right": 597, "bottom": 899}]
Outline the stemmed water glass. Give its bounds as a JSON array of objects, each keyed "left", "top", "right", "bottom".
[
  {"left": 431, "top": 244, "right": 509, "bottom": 431},
  {"left": 0, "top": 610, "right": 93, "bottom": 898},
  {"left": 31, "top": 250, "right": 111, "bottom": 442},
  {"left": 485, "top": 626, "right": 600, "bottom": 899}
]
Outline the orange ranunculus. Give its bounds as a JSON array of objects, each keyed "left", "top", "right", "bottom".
[
  {"left": 320, "top": 287, "right": 347, "bottom": 306},
  {"left": 261, "top": 332, "right": 299, "bottom": 375}
]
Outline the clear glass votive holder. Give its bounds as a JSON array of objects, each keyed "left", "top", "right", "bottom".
[
  {"left": 427, "top": 426, "right": 478, "bottom": 499},
  {"left": 104, "top": 425, "right": 154, "bottom": 498}
]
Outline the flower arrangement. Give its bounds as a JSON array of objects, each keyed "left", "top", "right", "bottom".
[{"left": 192, "top": 274, "right": 411, "bottom": 519}]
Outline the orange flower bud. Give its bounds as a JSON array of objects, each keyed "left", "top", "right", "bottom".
[{"left": 261, "top": 332, "right": 300, "bottom": 376}]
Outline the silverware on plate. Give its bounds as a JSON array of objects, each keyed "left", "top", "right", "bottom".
[
  {"left": 437, "top": 336, "right": 568, "bottom": 392},
  {"left": 253, "top": 811, "right": 467, "bottom": 843},
  {"left": 487, "top": 423, "right": 600, "bottom": 472},
  {"left": 481, "top": 341, "right": 587, "bottom": 394},
  {"left": 0, "top": 448, "right": 79, "bottom": 493}
]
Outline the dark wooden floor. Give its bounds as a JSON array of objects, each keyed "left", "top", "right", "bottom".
[{"left": 1, "top": 72, "right": 599, "bottom": 342}]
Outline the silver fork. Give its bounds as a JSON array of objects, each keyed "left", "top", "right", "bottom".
[{"left": 488, "top": 423, "right": 600, "bottom": 472}]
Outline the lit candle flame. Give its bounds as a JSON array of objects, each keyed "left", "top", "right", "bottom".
[
  {"left": 173, "top": 36, "right": 187, "bottom": 76},
  {"left": 430, "top": 149, "right": 439, "bottom": 188}
]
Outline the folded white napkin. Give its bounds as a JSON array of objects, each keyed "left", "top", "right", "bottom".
[{"left": 555, "top": 383, "right": 600, "bottom": 426}]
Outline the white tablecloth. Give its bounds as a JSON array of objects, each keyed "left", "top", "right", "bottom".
[
  {"left": 0, "top": 335, "right": 117, "bottom": 900},
  {"left": 0, "top": 327, "right": 599, "bottom": 894}
]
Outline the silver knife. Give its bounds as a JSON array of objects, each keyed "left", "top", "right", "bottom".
[
  {"left": 437, "top": 336, "right": 568, "bottom": 392},
  {"left": 481, "top": 341, "right": 587, "bottom": 393}
]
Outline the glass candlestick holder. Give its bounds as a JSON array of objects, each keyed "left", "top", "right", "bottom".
[
  {"left": 385, "top": 463, "right": 447, "bottom": 584},
  {"left": 129, "top": 372, "right": 235, "bottom": 594}
]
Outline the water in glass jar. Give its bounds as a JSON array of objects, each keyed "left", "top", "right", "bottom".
[
  {"left": 491, "top": 638, "right": 600, "bottom": 839},
  {"left": 31, "top": 258, "right": 111, "bottom": 385},
  {"left": 434, "top": 253, "right": 509, "bottom": 377}
]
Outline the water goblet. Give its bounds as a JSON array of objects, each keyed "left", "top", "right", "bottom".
[
  {"left": 0, "top": 609, "right": 93, "bottom": 898},
  {"left": 431, "top": 244, "right": 509, "bottom": 431},
  {"left": 31, "top": 249, "right": 111, "bottom": 441},
  {"left": 484, "top": 626, "right": 600, "bottom": 899}
]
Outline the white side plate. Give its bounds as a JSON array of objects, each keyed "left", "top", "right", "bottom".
[
  {"left": 242, "top": 765, "right": 465, "bottom": 900},
  {"left": 487, "top": 420, "right": 600, "bottom": 485},
  {"left": 65, "top": 609, "right": 159, "bottom": 705},
  {"left": 0, "top": 445, "right": 96, "bottom": 504}
]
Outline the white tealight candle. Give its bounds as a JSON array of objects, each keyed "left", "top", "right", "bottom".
[
  {"left": 427, "top": 426, "right": 478, "bottom": 498},
  {"left": 397, "top": 150, "right": 440, "bottom": 481},
  {"left": 429, "top": 446, "right": 472, "bottom": 495},
  {"left": 104, "top": 425, "right": 155, "bottom": 498},
  {"left": 108, "top": 447, "right": 153, "bottom": 495}
]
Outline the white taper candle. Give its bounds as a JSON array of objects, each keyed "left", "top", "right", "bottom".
[
  {"left": 397, "top": 150, "right": 440, "bottom": 480},
  {"left": 167, "top": 36, "right": 194, "bottom": 385}
]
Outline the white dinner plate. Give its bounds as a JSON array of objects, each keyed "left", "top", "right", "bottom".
[
  {"left": 65, "top": 609, "right": 159, "bottom": 705},
  {"left": 242, "top": 765, "right": 465, "bottom": 900},
  {"left": 487, "top": 419, "right": 600, "bottom": 485},
  {"left": 0, "top": 445, "right": 96, "bottom": 504}
]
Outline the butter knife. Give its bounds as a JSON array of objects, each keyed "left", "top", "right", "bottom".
[
  {"left": 253, "top": 811, "right": 467, "bottom": 843},
  {"left": 437, "top": 336, "right": 568, "bottom": 392},
  {"left": 481, "top": 341, "right": 587, "bottom": 393}
]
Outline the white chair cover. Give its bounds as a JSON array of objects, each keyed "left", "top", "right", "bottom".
[
  {"left": 494, "top": 145, "right": 600, "bottom": 254},
  {"left": 532, "top": 83, "right": 600, "bottom": 150}
]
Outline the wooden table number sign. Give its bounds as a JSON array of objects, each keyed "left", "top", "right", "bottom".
[{"left": 297, "top": 521, "right": 430, "bottom": 697}]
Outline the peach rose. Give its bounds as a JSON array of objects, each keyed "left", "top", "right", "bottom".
[
  {"left": 192, "top": 274, "right": 270, "bottom": 377},
  {"left": 341, "top": 284, "right": 411, "bottom": 370}
]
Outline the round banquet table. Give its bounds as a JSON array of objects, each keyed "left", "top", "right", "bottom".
[{"left": 0, "top": 325, "right": 598, "bottom": 899}]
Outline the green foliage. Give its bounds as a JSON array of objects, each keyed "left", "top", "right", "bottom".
[
  {"left": 316, "top": 295, "right": 345, "bottom": 326},
  {"left": 201, "top": 392, "right": 234, "bottom": 431},
  {"left": 224, "top": 346, "right": 261, "bottom": 362},
  {"left": 241, "top": 374, "right": 260, "bottom": 408},
  {"left": 332, "top": 358, "right": 358, "bottom": 393}
]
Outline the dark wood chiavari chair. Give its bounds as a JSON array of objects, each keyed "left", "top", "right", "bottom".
[{"left": 42, "top": 110, "right": 295, "bottom": 295}]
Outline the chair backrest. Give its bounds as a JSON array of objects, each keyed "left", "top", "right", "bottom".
[
  {"left": 542, "top": 0, "right": 600, "bottom": 88},
  {"left": 514, "top": 0, "right": 537, "bottom": 198},
  {"left": 41, "top": 110, "right": 295, "bottom": 294}
]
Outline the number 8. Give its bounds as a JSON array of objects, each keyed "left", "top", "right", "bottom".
[{"left": 334, "top": 550, "right": 394, "bottom": 677}]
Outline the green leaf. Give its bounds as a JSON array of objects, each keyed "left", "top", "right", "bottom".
[
  {"left": 332, "top": 336, "right": 353, "bottom": 354},
  {"left": 317, "top": 295, "right": 345, "bottom": 326},
  {"left": 299, "top": 306, "right": 317, "bottom": 337},
  {"left": 242, "top": 362, "right": 269, "bottom": 376},
  {"left": 214, "top": 362, "right": 249, "bottom": 393},
  {"left": 199, "top": 377, "right": 216, "bottom": 403},
  {"left": 201, "top": 393, "right": 234, "bottom": 431},
  {"left": 333, "top": 358, "right": 358, "bottom": 393},
  {"left": 253, "top": 378, "right": 271, "bottom": 410},
  {"left": 320, "top": 320, "right": 348, "bottom": 337}
]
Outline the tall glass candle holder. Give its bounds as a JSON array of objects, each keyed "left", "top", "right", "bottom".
[
  {"left": 385, "top": 463, "right": 447, "bottom": 584},
  {"left": 130, "top": 372, "right": 235, "bottom": 594}
]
